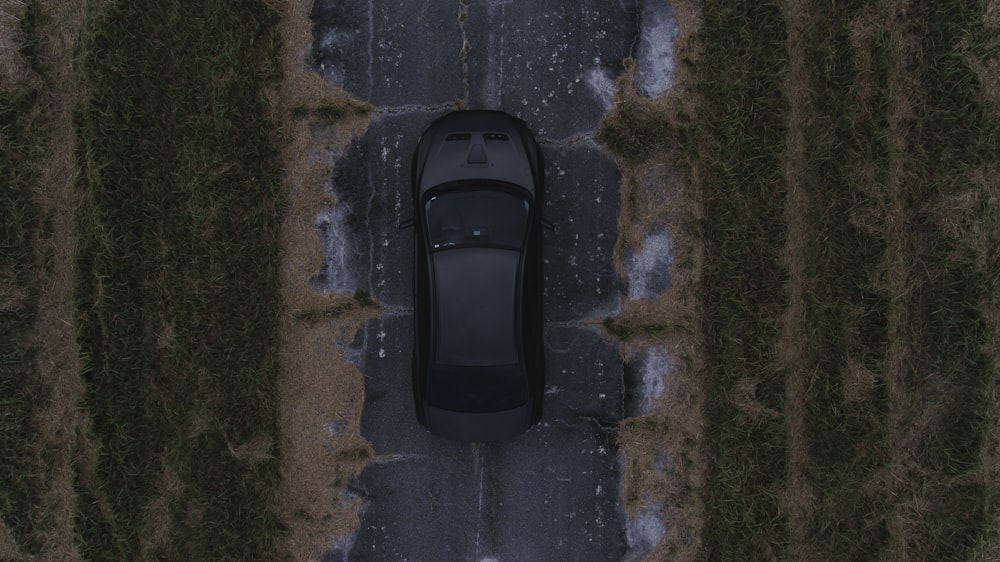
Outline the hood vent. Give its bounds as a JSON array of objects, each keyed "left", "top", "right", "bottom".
[{"left": 467, "top": 144, "right": 488, "bottom": 165}]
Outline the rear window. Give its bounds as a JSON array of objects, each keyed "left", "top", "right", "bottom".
[
  {"left": 424, "top": 189, "right": 529, "bottom": 250},
  {"left": 426, "top": 364, "right": 529, "bottom": 412}
]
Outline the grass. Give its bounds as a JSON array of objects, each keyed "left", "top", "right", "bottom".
[
  {"left": 603, "top": 0, "right": 1000, "bottom": 558},
  {"left": 596, "top": 94, "right": 675, "bottom": 164},
  {"left": 353, "top": 288, "right": 377, "bottom": 308},
  {"left": 290, "top": 290, "right": 377, "bottom": 321},
  {"left": 72, "top": 0, "right": 287, "bottom": 559},
  {"left": 601, "top": 316, "right": 673, "bottom": 340},
  {"left": 790, "top": 2, "right": 894, "bottom": 557},
  {"left": 0, "top": 39, "right": 48, "bottom": 558},
  {"left": 775, "top": 1, "right": 997, "bottom": 557},
  {"left": 880, "top": 3, "right": 999, "bottom": 556},
  {"left": 15, "top": 0, "right": 46, "bottom": 76},
  {"left": 677, "top": 2, "right": 792, "bottom": 558},
  {"left": 291, "top": 99, "right": 372, "bottom": 123}
]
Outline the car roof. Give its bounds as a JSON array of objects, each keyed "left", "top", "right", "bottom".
[{"left": 432, "top": 247, "right": 521, "bottom": 367}]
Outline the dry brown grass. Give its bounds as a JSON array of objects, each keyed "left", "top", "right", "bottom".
[
  {"left": 612, "top": 3, "right": 707, "bottom": 559},
  {"left": 0, "top": 11, "right": 32, "bottom": 555},
  {"left": 775, "top": 0, "right": 819, "bottom": 558},
  {"left": 615, "top": 166, "right": 706, "bottom": 560},
  {"left": 27, "top": 0, "right": 87, "bottom": 553},
  {"left": 272, "top": 1, "right": 377, "bottom": 559},
  {"left": 0, "top": 523, "right": 17, "bottom": 561},
  {"left": 137, "top": 459, "right": 182, "bottom": 558}
]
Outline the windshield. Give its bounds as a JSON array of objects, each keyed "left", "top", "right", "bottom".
[{"left": 424, "top": 188, "right": 529, "bottom": 250}]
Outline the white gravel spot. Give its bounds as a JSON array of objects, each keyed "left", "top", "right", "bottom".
[
  {"left": 586, "top": 67, "right": 614, "bottom": 111},
  {"left": 626, "top": 230, "right": 672, "bottom": 301},
  {"left": 632, "top": 0, "right": 680, "bottom": 98},
  {"left": 314, "top": 204, "right": 356, "bottom": 293},
  {"left": 636, "top": 346, "right": 668, "bottom": 415},
  {"left": 624, "top": 501, "right": 666, "bottom": 560}
]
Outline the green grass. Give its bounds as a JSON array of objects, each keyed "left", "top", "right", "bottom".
[
  {"left": 681, "top": 2, "right": 792, "bottom": 558},
  {"left": 680, "top": 1, "right": 998, "bottom": 558},
  {"left": 0, "top": 3, "right": 54, "bottom": 554},
  {"left": 792, "top": 2, "right": 894, "bottom": 557},
  {"left": 73, "top": 1, "right": 286, "bottom": 559},
  {"left": 780, "top": 1, "right": 997, "bottom": 557},
  {"left": 600, "top": 7, "right": 793, "bottom": 558},
  {"left": 883, "top": 2, "right": 999, "bottom": 556},
  {"left": 601, "top": 317, "right": 674, "bottom": 340},
  {"left": 0, "top": 75, "right": 48, "bottom": 560},
  {"left": 16, "top": 0, "right": 46, "bottom": 76},
  {"left": 353, "top": 288, "right": 377, "bottom": 308}
]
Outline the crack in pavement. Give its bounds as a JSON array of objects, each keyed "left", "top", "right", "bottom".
[
  {"left": 371, "top": 104, "right": 457, "bottom": 116},
  {"left": 458, "top": 0, "right": 471, "bottom": 105}
]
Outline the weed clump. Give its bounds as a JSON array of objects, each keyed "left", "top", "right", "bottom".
[
  {"left": 353, "top": 289, "right": 377, "bottom": 308},
  {"left": 596, "top": 98, "right": 674, "bottom": 163},
  {"left": 602, "top": 317, "right": 671, "bottom": 341}
]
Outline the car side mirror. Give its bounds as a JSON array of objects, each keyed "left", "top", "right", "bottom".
[
  {"left": 397, "top": 218, "right": 414, "bottom": 230},
  {"left": 541, "top": 218, "right": 555, "bottom": 232}
]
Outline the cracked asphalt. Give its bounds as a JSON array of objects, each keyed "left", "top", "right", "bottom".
[{"left": 309, "top": 1, "right": 679, "bottom": 559}]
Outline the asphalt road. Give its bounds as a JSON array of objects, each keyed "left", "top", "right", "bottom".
[{"left": 309, "top": 1, "right": 679, "bottom": 560}]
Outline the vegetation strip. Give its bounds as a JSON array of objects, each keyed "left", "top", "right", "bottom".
[
  {"left": 792, "top": 2, "right": 892, "bottom": 557},
  {"left": 771, "top": 0, "right": 998, "bottom": 557},
  {"left": 686, "top": 1, "right": 791, "bottom": 558},
  {"left": 73, "top": 1, "right": 286, "bottom": 558},
  {"left": 1, "top": 9, "right": 49, "bottom": 556},
  {"left": 869, "top": 2, "right": 999, "bottom": 557}
]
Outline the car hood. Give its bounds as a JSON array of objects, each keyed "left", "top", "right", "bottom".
[{"left": 416, "top": 112, "right": 538, "bottom": 197}]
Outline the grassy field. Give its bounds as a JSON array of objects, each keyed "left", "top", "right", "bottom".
[
  {"left": 606, "top": 0, "right": 999, "bottom": 559},
  {"left": 2, "top": 0, "right": 369, "bottom": 558},
  {"left": 71, "top": 0, "right": 287, "bottom": 559}
]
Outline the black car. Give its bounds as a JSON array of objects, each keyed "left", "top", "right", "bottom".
[{"left": 408, "top": 110, "right": 546, "bottom": 441}]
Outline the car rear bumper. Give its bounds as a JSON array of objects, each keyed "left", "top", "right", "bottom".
[{"left": 423, "top": 401, "right": 533, "bottom": 442}]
